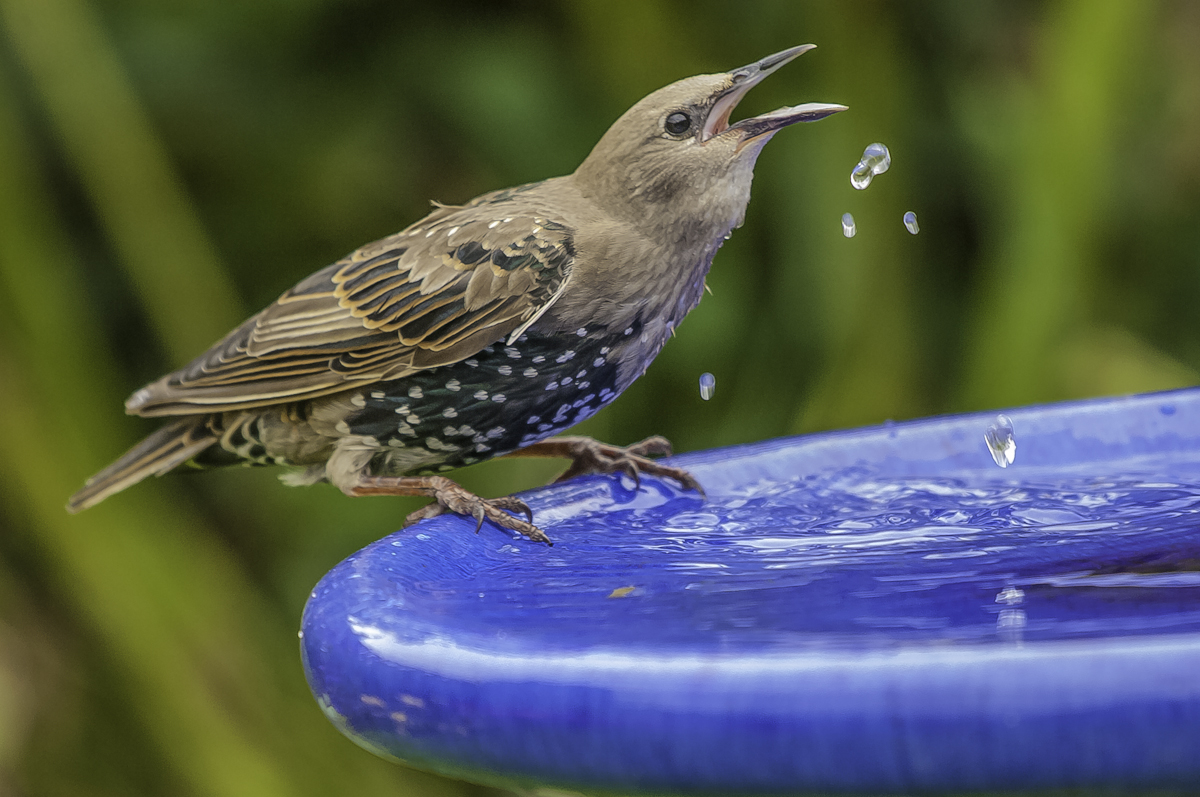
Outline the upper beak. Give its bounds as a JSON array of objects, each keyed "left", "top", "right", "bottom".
[{"left": 701, "top": 44, "right": 847, "bottom": 143}]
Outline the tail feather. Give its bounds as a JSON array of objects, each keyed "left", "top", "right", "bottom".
[{"left": 67, "top": 419, "right": 217, "bottom": 513}]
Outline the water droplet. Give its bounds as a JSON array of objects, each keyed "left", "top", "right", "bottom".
[
  {"left": 903, "top": 210, "right": 919, "bottom": 234},
  {"left": 850, "top": 162, "right": 873, "bottom": 190},
  {"left": 995, "top": 587, "right": 1024, "bottom": 605},
  {"left": 850, "top": 142, "right": 890, "bottom": 190},
  {"left": 699, "top": 372, "right": 716, "bottom": 401},
  {"left": 841, "top": 213, "right": 856, "bottom": 238},
  {"left": 985, "top": 414, "right": 1016, "bottom": 468}
]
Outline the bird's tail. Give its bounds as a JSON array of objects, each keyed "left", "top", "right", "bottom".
[{"left": 67, "top": 419, "right": 217, "bottom": 513}]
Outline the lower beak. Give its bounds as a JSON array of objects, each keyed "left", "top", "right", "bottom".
[{"left": 729, "top": 102, "right": 848, "bottom": 142}]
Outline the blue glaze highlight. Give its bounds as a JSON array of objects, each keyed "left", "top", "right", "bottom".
[{"left": 302, "top": 388, "right": 1200, "bottom": 794}]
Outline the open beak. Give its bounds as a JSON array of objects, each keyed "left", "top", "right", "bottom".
[{"left": 701, "top": 44, "right": 847, "bottom": 143}]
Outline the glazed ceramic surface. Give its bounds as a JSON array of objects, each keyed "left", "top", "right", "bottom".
[{"left": 302, "top": 388, "right": 1200, "bottom": 795}]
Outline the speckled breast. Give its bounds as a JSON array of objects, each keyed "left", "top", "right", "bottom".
[{"left": 343, "top": 328, "right": 630, "bottom": 474}]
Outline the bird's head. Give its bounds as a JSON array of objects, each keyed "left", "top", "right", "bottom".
[{"left": 574, "top": 45, "right": 846, "bottom": 234}]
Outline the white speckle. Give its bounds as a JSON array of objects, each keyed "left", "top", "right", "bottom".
[
  {"left": 600, "top": 388, "right": 615, "bottom": 399},
  {"left": 371, "top": 390, "right": 386, "bottom": 399},
  {"left": 443, "top": 408, "right": 458, "bottom": 418},
  {"left": 624, "top": 328, "right": 633, "bottom": 336},
  {"left": 426, "top": 437, "right": 461, "bottom": 452},
  {"left": 443, "top": 426, "right": 457, "bottom": 436},
  {"left": 576, "top": 328, "right": 587, "bottom": 337},
  {"left": 488, "top": 220, "right": 499, "bottom": 229},
  {"left": 466, "top": 359, "right": 479, "bottom": 367},
  {"left": 561, "top": 376, "right": 573, "bottom": 385},
  {"left": 505, "top": 347, "right": 521, "bottom": 359},
  {"left": 447, "top": 226, "right": 459, "bottom": 236},
  {"left": 335, "top": 420, "right": 350, "bottom": 434},
  {"left": 600, "top": 346, "right": 610, "bottom": 355},
  {"left": 532, "top": 355, "right": 546, "bottom": 364},
  {"left": 593, "top": 357, "right": 606, "bottom": 367},
  {"left": 475, "top": 443, "right": 492, "bottom": 452},
  {"left": 527, "top": 415, "right": 541, "bottom": 424},
  {"left": 517, "top": 334, "right": 528, "bottom": 343},
  {"left": 498, "top": 365, "right": 512, "bottom": 376},
  {"left": 577, "top": 381, "right": 590, "bottom": 391},
  {"left": 523, "top": 367, "right": 538, "bottom": 378},
  {"left": 555, "top": 350, "right": 575, "bottom": 363},
  {"left": 445, "top": 379, "right": 461, "bottom": 392},
  {"left": 459, "top": 425, "right": 475, "bottom": 436},
  {"left": 537, "top": 423, "right": 552, "bottom": 432},
  {"left": 474, "top": 390, "right": 488, "bottom": 401},
  {"left": 408, "top": 386, "right": 423, "bottom": 399},
  {"left": 397, "top": 423, "right": 416, "bottom": 436},
  {"left": 581, "top": 393, "right": 596, "bottom": 404},
  {"left": 438, "top": 465, "right": 453, "bottom": 471},
  {"left": 388, "top": 438, "right": 407, "bottom": 448},
  {"left": 576, "top": 369, "right": 587, "bottom": 379},
  {"left": 487, "top": 426, "right": 505, "bottom": 438},
  {"left": 407, "top": 415, "right": 420, "bottom": 424},
  {"left": 491, "top": 394, "right": 506, "bottom": 403},
  {"left": 545, "top": 381, "right": 559, "bottom": 390},
  {"left": 350, "top": 394, "right": 366, "bottom": 408},
  {"left": 394, "top": 404, "right": 410, "bottom": 415}
]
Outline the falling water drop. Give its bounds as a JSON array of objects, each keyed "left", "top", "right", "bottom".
[
  {"left": 985, "top": 414, "right": 1016, "bottom": 468},
  {"left": 841, "top": 213, "right": 856, "bottom": 238},
  {"left": 850, "top": 162, "right": 873, "bottom": 190},
  {"left": 903, "top": 211, "right": 919, "bottom": 234},
  {"left": 699, "top": 372, "right": 716, "bottom": 401},
  {"left": 850, "top": 142, "right": 891, "bottom": 190}
]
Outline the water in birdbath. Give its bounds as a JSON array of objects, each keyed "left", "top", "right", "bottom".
[
  {"left": 391, "top": 452, "right": 1200, "bottom": 651},
  {"left": 903, "top": 211, "right": 919, "bottom": 234},
  {"left": 699, "top": 372, "right": 716, "bottom": 401},
  {"left": 851, "top": 142, "right": 891, "bottom": 189},
  {"left": 841, "top": 213, "right": 856, "bottom": 238},
  {"left": 985, "top": 414, "right": 1017, "bottom": 468}
]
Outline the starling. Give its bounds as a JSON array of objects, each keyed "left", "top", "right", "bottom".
[{"left": 68, "top": 45, "right": 846, "bottom": 544}]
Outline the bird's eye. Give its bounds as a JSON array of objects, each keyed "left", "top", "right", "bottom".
[{"left": 664, "top": 111, "right": 693, "bottom": 137}]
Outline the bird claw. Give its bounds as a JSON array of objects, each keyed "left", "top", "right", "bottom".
[
  {"left": 552, "top": 435, "right": 703, "bottom": 498},
  {"left": 403, "top": 483, "right": 549, "bottom": 545}
]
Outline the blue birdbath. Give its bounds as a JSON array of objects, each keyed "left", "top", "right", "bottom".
[{"left": 301, "top": 388, "right": 1200, "bottom": 795}]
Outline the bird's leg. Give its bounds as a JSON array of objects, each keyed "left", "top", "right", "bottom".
[
  {"left": 348, "top": 475, "right": 551, "bottom": 545},
  {"left": 504, "top": 435, "right": 705, "bottom": 497}
]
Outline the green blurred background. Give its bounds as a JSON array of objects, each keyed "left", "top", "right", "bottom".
[{"left": 1, "top": 0, "right": 1198, "bottom": 794}]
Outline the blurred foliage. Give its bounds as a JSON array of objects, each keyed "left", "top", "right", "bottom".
[{"left": 1, "top": 0, "right": 1198, "bottom": 794}]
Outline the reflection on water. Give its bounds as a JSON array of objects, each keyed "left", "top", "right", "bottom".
[{"left": 383, "top": 456, "right": 1200, "bottom": 652}]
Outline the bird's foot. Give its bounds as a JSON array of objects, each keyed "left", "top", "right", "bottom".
[
  {"left": 349, "top": 475, "right": 550, "bottom": 545},
  {"left": 506, "top": 435, "right": 705, "bottom": 497}
]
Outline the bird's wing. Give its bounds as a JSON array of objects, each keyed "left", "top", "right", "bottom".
[{"left": 127, "top": 200, "right": 574, "bottom": 417}]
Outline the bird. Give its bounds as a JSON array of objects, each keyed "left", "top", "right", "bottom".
[{"left": 67, "top": 44, "right": 846, "bottom": 544}]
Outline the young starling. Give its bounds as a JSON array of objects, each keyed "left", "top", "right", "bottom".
[{"left": 68, "top": 45, "right": 845, "bottom": 543}]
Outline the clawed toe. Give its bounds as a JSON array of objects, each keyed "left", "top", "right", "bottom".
[{"left": 626, "top": 435, "right": 673, "bottom": 458}]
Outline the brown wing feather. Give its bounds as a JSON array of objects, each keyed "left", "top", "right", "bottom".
[{"left": 127, "top": 194, "right": 574, "bottom": 417}]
